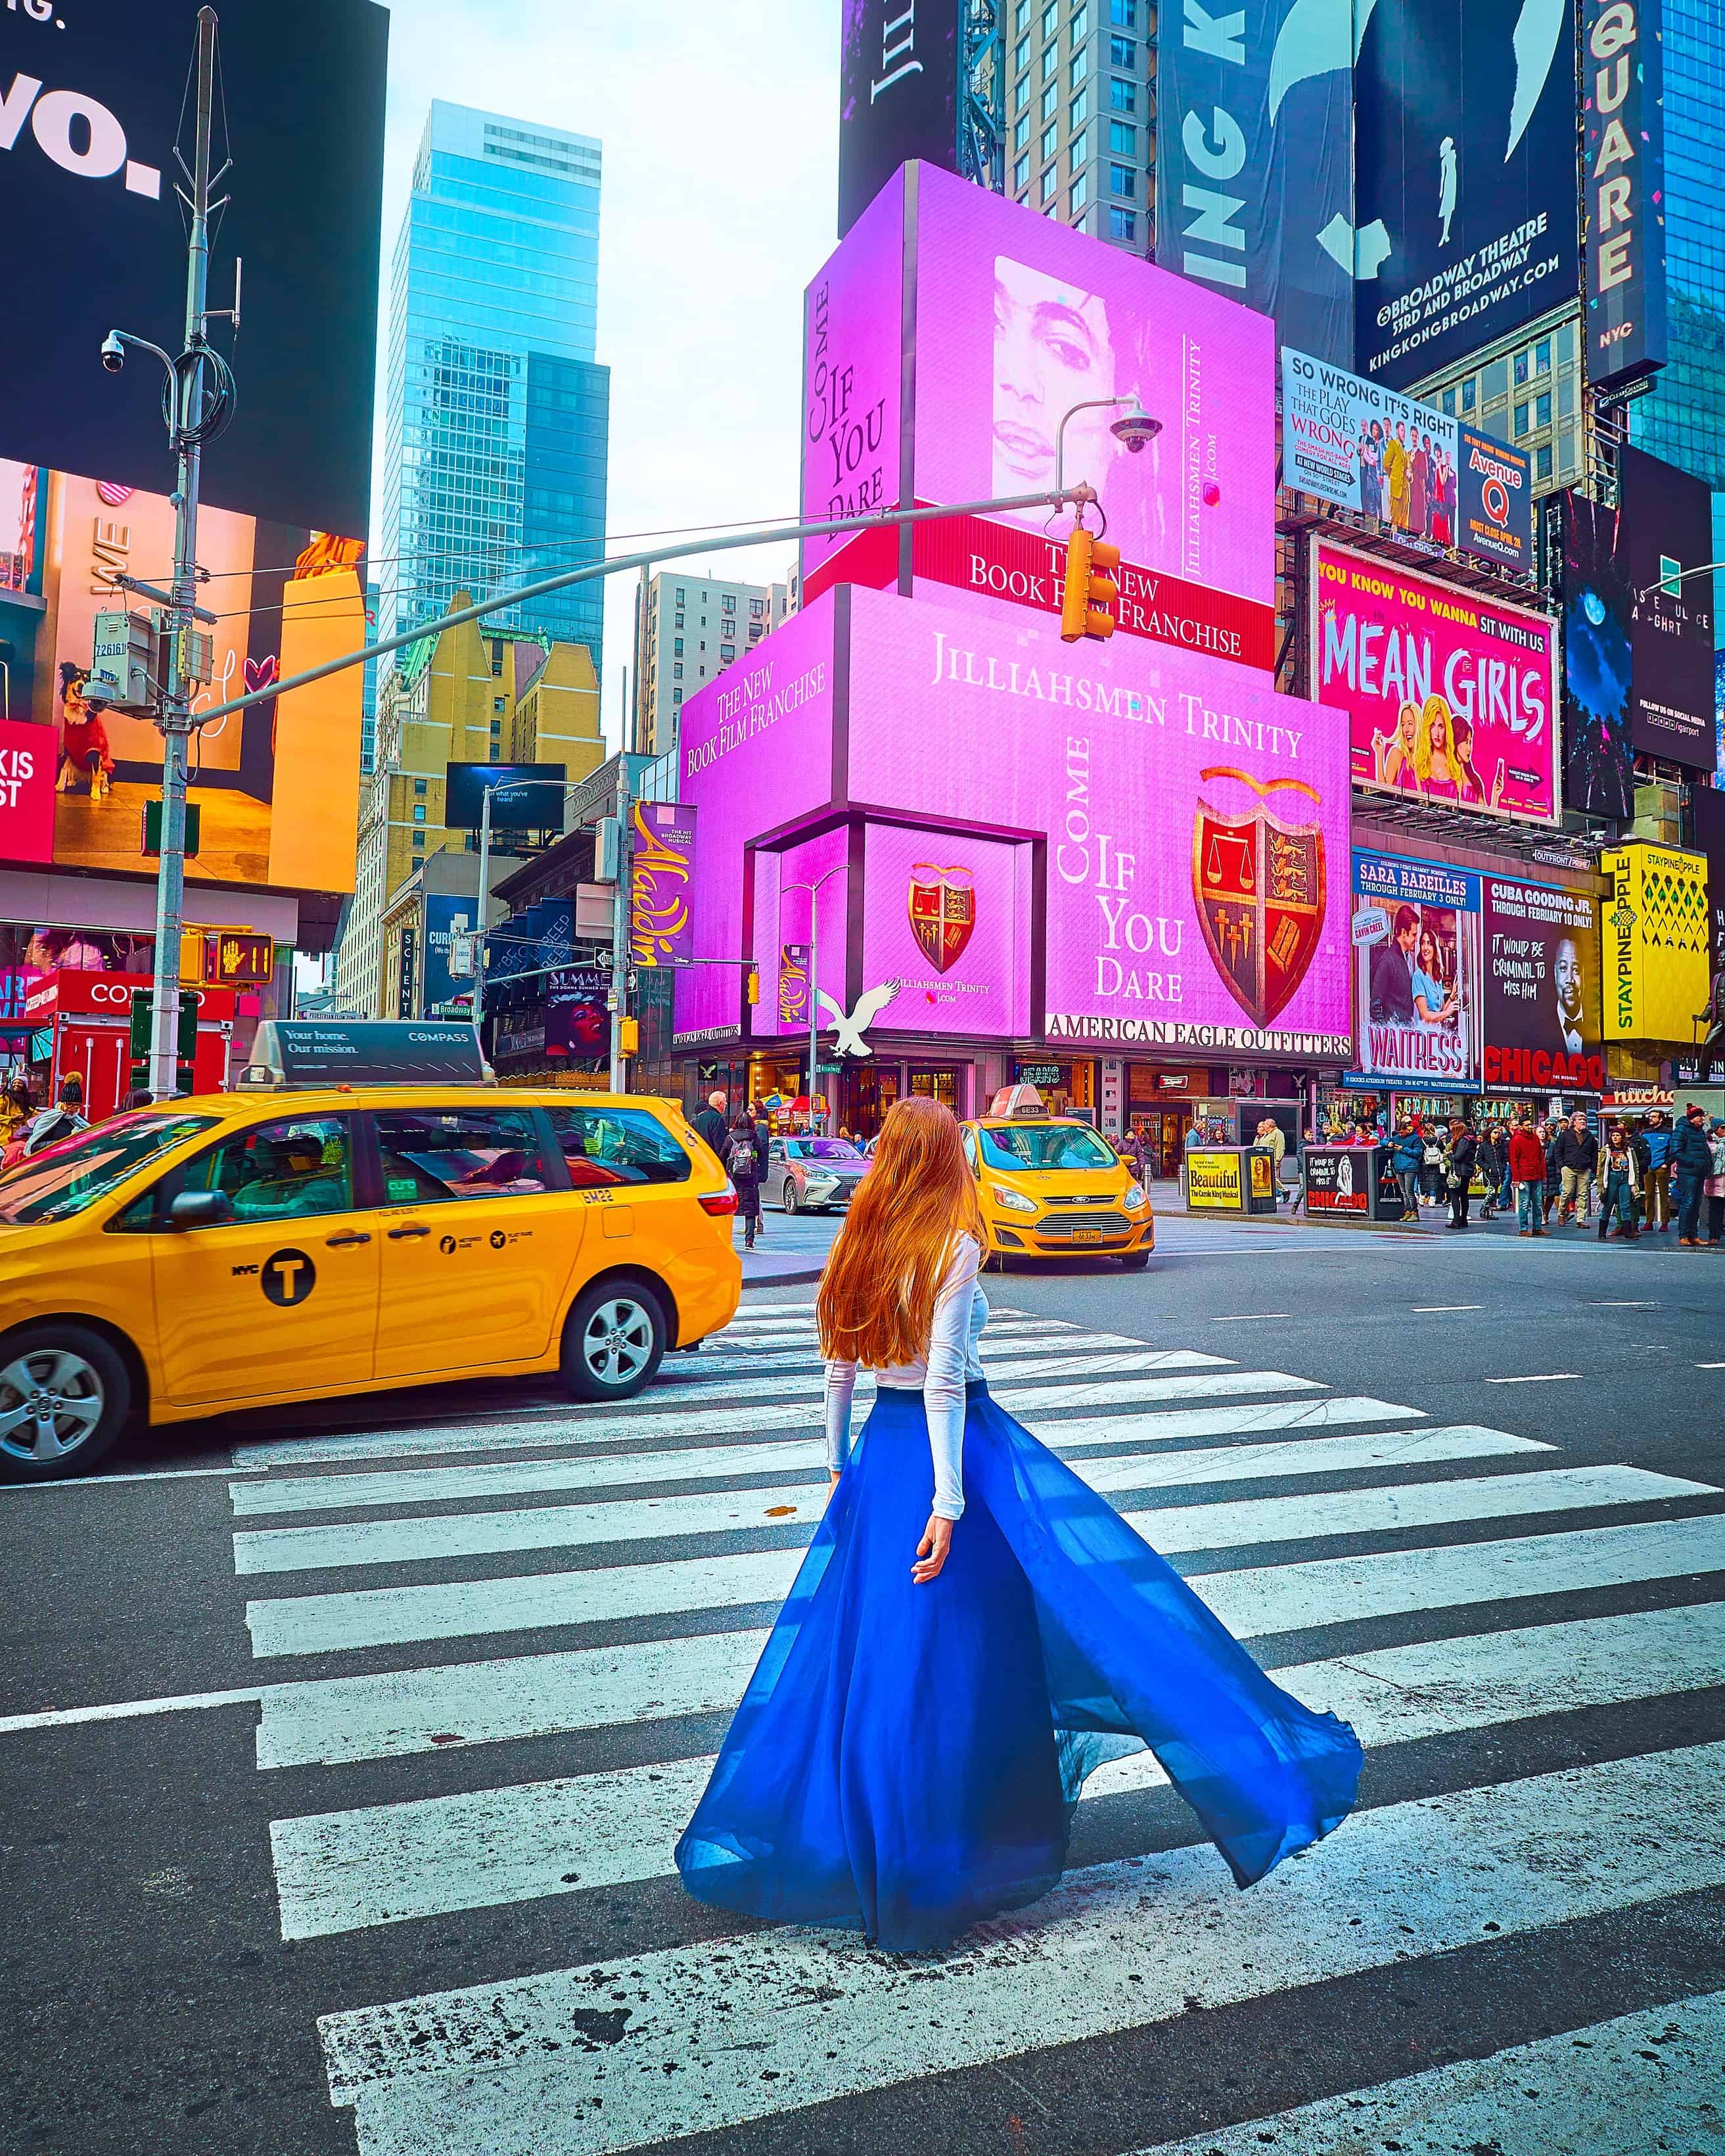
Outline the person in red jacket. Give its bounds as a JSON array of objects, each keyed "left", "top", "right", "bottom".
[{"left": 1507, "top": 1114, "right": 1549, "bottom": 1237}]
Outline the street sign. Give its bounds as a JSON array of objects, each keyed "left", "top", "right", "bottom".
[
  {"left": 141, "top": 799, "right": 201, "bottom": 858},
  {"left": 127, "top": 989, "right": 198, "bottom": 1060}
]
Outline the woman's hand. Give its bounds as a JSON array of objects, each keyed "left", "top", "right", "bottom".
[
  {"left": 911, "top": 1515, "right": 952, "bottom": 1584},
  {"left": 827, "top": 1469, "right": 841, "bottom": 1494}
]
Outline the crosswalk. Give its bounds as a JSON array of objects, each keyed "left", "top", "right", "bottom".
[{"left": 221, "top": 1296, "right": 1725, "bottom": 2155}]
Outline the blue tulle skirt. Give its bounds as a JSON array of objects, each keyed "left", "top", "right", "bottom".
[{"left": 674, "top": 1381, "right": 1362, "bottom": 1951}]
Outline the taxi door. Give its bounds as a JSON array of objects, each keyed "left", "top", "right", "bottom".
[
  {"left": 543, "top": 1101, "right": 701, "bottom": 1263},
  {"left": 371, "top": 1103, "right": 585, "bottom": 1377},
  {"left": 150, "top": 1114, "right": 380, "bottom": 1406}
]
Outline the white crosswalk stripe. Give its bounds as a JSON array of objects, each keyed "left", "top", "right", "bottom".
[{"left": 215, "top": 1299, "right": 1725, "bottom": 2155}]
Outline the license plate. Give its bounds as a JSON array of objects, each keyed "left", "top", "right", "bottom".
[{"left": 1069, "top": 1227, "right": 1102, "bottom": 1243}]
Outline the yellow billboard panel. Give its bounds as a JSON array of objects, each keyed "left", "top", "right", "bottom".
[
  {"left": 1600, "top": 844, "right": 1710, "bottom": 1043},
  {"left": 1185, "top": 1149, "right": 1245, "bottom": 1211},
  {"left": 268, "top": 567, "right": 364, "bottom": 895}
]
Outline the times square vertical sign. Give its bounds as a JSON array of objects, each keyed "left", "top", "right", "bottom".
[{"left": 1584, "top": 0, "right": 1668, "bottom": 388}]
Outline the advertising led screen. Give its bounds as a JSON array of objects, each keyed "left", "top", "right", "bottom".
[
  {"left": 629, "top": 802, "right": 697, "bottom": 969},
  {"left": 1353, "top": 1, "right": 1580, "bottom": 388},
  {"left": 1310, "top": 541, "right": 1559, "bottom": 827},
  {"left": 1457, "top": 425, "right": 1534, "bottom": 576},
  {"left": 1618, "top": 446, "right": 1715, "bottom": 767},
  {"left": 0, "top": 716, "right": 56, "bottom": 868},
  {"left": 748, "top": 825, "right": 850, "bottom": 1044},
  {"left": 675, "top": 585, "right": 1354, "bottom": 1058},
  {"left": 444, "top": 764, "right": 570, "bottom": 833},
  {"left": 802, "top": 166, "right": 1277, "bottom": 665},
  {"left": 859, "top": 821, "right": 1032, "bottom": 1038},
  {"left": 1482, "top": 877, "right": 1603, "bottom": 1093},
  {"left": 12, "top": 466, "right": 365, "bottom": 894},
  {"left": 1561, "top": 486, "right": 1636, "bottom": 820},
  {"left": 1583, "top": 0, "right": 1667, "bottom": 388},
  {"left": 1352, "top": 850, "right": 1484, "bottom": 1093},
  {"left": 1601, "top": 844, "right": 1710, "bottom": 1044},
  {"left": 1155, "top": 0, "right": 1355, "bottom": 368},
  {"left": 0, "top": 0, "right": 386, "bottom": 536},
  {"left": 838, "top": 0, "right": 960, "bottom": 239}
]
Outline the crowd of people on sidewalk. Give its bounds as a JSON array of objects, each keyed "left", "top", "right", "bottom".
[{"left": 1383, "top": 1101, "right": 1725, "bottom": 1244}]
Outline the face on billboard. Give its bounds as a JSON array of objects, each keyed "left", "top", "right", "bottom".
[
  {"left": 0, "top": 0, "right": 386, "bottom": 535},
  {"left": 1482, "top": 877, "right": 1603, "bottom": 1090},
  {"left": 1352, "top": 852, "right": 1483, "bottom": 1091},
  {"left": 1312, "top": 541, "right": 1558, "bottom": 826},
  {"left": 1354, "top": 0, "right": 1580, "bottom": 388}
]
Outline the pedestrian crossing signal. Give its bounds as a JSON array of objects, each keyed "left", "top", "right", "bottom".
[
  {"left": 1060, "top": 527, "right": 1119, "bottom": 643},
  {"left": 618, "top": 1016, "right": 639, "bottom": 1056},
  {"left": 745, "top": 967, "right": 760, "bottom": 1005}
]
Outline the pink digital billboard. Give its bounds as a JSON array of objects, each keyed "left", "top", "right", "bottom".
[
  {"left": 860, "top": 821, "right": 1032, "bottom": 1038},
  {"left": 798, "top": 164, "right": 1278, "bottom": 664},
  {"left": 676, "top": 585, "right": 1354, "bottom": 1059},
  {"left": 1310, "top": 540, "right": 1560, "bottom": 828},
  {"left": 750, "top": 825, "right": 850, "bottom": 1041}
]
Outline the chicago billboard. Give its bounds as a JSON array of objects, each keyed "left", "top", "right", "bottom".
[
  {"left": 1352, "top": 850, "right": 1483, "bottom": 1092},
  {"left": 1310, "top": 541, "right": 1559, "bottom": 826},
  {"left": 1583, "top": 0, "right": 1667, "bottom": 388},
  {"left": 676, "top": 585, "right": 1354, "bottom": 1059},
  {"left": 838, "top": 0, "right": 960, "bottom": 239},
  {"left": 0, "top": 0, "right": 386, "bottom": 536},
  {"left": 1154, "top": 0, "right": 1354, "bottom": 367},
  {"left": 1353, "top": 1, "right": 1580, "bottom": 388},
  {"left": 802, "top": 164, "right": 1277, "bottom": 668},
  {"left": 1482, "top": 876, "right": 1603, "bottom": 1093}
]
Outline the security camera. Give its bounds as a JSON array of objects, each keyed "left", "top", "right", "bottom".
[
  {"left": 1111, "top": 407, "right": 1162, "bottom": 454},
  {"left": 99, "top": 333, "right": 126, "bottom": 375}
]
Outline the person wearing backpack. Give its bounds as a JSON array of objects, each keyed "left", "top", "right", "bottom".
[{"left": 727, "top": 1107, "right": 766, "bottom": 1250}]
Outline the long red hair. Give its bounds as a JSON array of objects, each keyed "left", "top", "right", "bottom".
[{"left": 817, "top": 1097, "right": 984, "bottom": 1368}]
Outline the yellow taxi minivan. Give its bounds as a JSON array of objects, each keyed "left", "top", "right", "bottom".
[
  {"left": 0, "top": 1023, "right": 741, "bottom": 1482},
  {"left": 961, "top": 1086, "right": 1153, "bottom": 1270}
]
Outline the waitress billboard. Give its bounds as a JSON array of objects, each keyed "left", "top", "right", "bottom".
[{"left": 1311, "top": 540, "right": 1559, "bottom": 827}]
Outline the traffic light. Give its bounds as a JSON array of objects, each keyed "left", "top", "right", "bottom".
[
  {"left": 1060, "top": 527, "right": 1120, "bottom": 643},
  {"left": 745, "top": 965, "right": 760, "bottom": 1005},
  {"left": 618, "top": 1015, "right": 640, "bottom": 1057}
]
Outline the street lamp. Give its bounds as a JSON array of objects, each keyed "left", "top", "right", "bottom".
[{"left": 782, "top": 861, "right": 847, "bottom": 1134}]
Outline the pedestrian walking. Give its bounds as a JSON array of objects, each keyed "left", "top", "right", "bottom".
[
  {"left": 748, "top": 1101, "right": 771, "bottom": 1239},
  {"left": 674, "top": 1097, "right": 1362, "bottom": 1950},
  {"left": 1672, "top": 1101, "right": 1713, "bottom": 1248},
  {"left": 693, "top": 1089, "right": 729, "bottom": 1159},
  {"left": 1703, "top": 1118, "right": 1725, "bottom": 1248},
  {"left": 1389, "top": 1116, "right": 1424, "bottom": 1223},
  {"left": 1443, "top": 1117, "right": 1478, "bottom": 1229},
  {"left": 1553, "top": 1109, "right": 1598, "bottom": 1226},
  {"left": 726, "top": 1107, "right": 765, "bottom": 1250},
  {"left": 1475, "top": 1123, "right": 1502, "bottom": 1220},
  {"left": 1421, "top": 1121, "right": 1448, "bottom": 1207},
  {"left": 1597, "top": 1126, "right": 1640, "bottom": 1243},
  {"left": 1642, "top": 1110, "right": 1674, "bottom": 1233},
  {"left": 1495, "top": 1125, "right": 1516, "bottom": 1214},
  {"left": 1507, "top": 1114, "right": 1548, "bottom": 1235},
  {"left": 1542, "top": 1118, "right": 1563, "bottom": 1224}
]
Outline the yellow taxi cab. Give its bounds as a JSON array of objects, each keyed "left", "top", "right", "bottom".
[
  {"left": 961, "top": 1084, "right": 1153, "bottom": 1270},
  {"left": 0, "top": 1024, "right": 741, "bottom": 1482}
]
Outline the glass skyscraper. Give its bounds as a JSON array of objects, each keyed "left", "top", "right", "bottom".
[{"left": 379, "top": 102, "right": 610, "bottom": 674}]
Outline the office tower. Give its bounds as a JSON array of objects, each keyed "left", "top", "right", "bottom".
[
  {"left": 633, "top": 570, "right": 786, "bottom": 757},
  {"left": 379, "top": 102, "right": 610, "bottom": 674},
  {"left": 1003, "top": 0, "right": 1153, "bottom": 255}
]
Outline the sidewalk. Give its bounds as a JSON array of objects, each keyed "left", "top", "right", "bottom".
[{"left": 735, "top": 1207, "right": 844, "bottom": 1291}]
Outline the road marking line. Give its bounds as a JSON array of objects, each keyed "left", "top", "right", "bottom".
[
  {"left": 0, "top": 1461, "right": 268, "bottom": 1494},
  {"left": 1486, "top": 1373, "right": 1584, "bottom": 1385},
  {"left": 0, "top": 1685, "right": 266, "bottom": 1735},
  {"left": 315, "top": 1743, "right": 1725, "bottom": 2151},
  {"left": 229, "top": 1398, "right": 1430, "bottom": 1517},
  {"left": 1699, "top": 1362, "right": 1725, "bottom": 1369},
  {"left": 1135, "top": 1993, "right": 1725, "bottom": 2156},
  {"left": 250, "top": 1513, "right": 1725, "bottom": 1768},
  {"left": 1412, "top": 1304, "right": 1483, "bottom": 1313},
  {"left": 241, "top": 1467, "right": 1711, "bottom": 1657},
  {"left": 231, "top": 1430, "right": 1552, "bottom": 1574},
  {"left": 1207, "top": 1312, "right": 1289, "bottom": 1321},
  {"left": 1590, "top": 1300, "right": 1656, "bottom": 1307},
  {"left": 269, "top": 1603, "right": 1725, "bottom": 1940}
]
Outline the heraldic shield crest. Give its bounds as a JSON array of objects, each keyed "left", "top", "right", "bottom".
[
  {"left": 1192, "top": 769, "right": 1325, "bottom": 1028},
  {"left": 908, "top": 863, "right": 977, "bottom": 975}
]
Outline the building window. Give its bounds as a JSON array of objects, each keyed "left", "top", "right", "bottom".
[
  {"left": 675, "top": 587, "right": 685, "bottom": 603},
  {"left": 1461, "top": 378, "right": 1477, "bottom": 413},
  {"left": 673, "top": 662, "right": 683, "bottom": 679},
  {"left": 1041, "top": 122, "right": 1057, "bottom": 161},
  {"left": 1513, "top": 350, "right": 1530, "bottom": 386},
  {"left": 494, "top": 696, "right": 506, "bottom": 713},
  {"left": 1016, "top": 1, "right": 1030, "bottom": 31},
  {"left": 1534, "top": 338, "right": 1552, "bottom": 374},
  {"left": 1015, "top": 72, "right": 1030, "bottom": 112},
  {"left": 750, "top": 597, "right": 764, "bottom": 617},
  {"left": 1070, "top": 3, "right": 1088, "bottom": 37},
  {"left": 1535, "top": 391, "right": 1552, "bottom": 428},
  {"left": 1070, "top": 129, "right": 1088, "bottom": 172},
  {"left": 1041, "top": 163, "right": 1059, "bottom": 202},
  {"left": 1041, "top": 0, "right": 1056, "bottom": 32},
  {"left": 1042, "top": 41, "right": 1058, "bottom": 79},
  {"left": 720, "top": 645, "right": 735, "bottom": 663},
  {"left": 1440, "top": 388, "right": 1456, "bottom": 415},
  {"left": 674, "top": 636, "right": 683, "bottom": 655},
  {"left": 413, "top": 804, "right": 426, "bottom": 823},
  {"left": 1014, "top": 152, "right": 1030, "bottom": 190},
  {"left": 1042, "top": 79, "right": 1058, "bottom": 120},
  {"left": 1109, "top": 161, "right": 1135, "bottom": 198},
  {"left": 1535, "top": 442, "right": 1553, "bottom": 481},
  {"left": 1109, "top": 205, "right": 1137, "bottom": 244},
  {"left": 673, "top": 687, "right": 683, "bottom": 705},
  {"left": 1109, "top": 35, "right": 1135, "bottom": 65},
  {"left": 722, "top": 594, "right": 735, "bottom": 614},
  {"left": 1111, "top": 0, "right": 1136, "bottom": 20},
  {"left": 1109, "top": 118, "right": 1136, "bottom": 154},
  {"left": 1513, "top": 402, "right": 1529, "bottom": 435},
  {"left": 1069, "top": 44, "right": 1088, "bottom": 84},
  {"left": 1109, "top": 75, "right": 1135, "bottom": 110},
  {"left": 1070, "top": 85, "right": 1089, "bottom": 129},
  {"left": 1015, "top": 34, "right": 1030, "bottom": 70},
  {"left": 412, "top": 830, "right": 425, "bottom": 850},
  {"left": 1070, "top": 171, "right": 1090, "bottom": 214},
  {"left": 1013, "top": 112, "right": 1031, "bottom": 153},
  {"left": 413, "top": 778, "right": 426, "bottom": 796},
  {"left": 674, "top": 611, "right": 684, "bottom": 628}
]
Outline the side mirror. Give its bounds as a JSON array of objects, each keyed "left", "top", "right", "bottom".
[{"left": 167, "top": 1189, "right": 234, "bottom": 1231}]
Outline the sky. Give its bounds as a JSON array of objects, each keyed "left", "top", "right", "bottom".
[{"left": 371, "top": 1, "right": 840, "bottom": 747}]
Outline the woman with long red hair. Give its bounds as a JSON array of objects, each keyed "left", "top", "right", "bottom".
[{"left": 676, "top": 1097, "right": 1360, "bottom": 1950}]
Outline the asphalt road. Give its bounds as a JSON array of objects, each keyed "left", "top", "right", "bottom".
[{"left": 3, "top": 1213, "right": 1723, "bottom": 2156}]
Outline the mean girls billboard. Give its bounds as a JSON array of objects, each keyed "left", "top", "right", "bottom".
[{"left": 1310, "top": 540, "right": 1559, "bottom": 827}]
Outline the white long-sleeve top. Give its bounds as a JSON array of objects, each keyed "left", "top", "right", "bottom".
[{"left": 823, "top": 1232, "right": 987, "bottom": 1521}]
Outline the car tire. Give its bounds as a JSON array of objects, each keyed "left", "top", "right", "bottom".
[
  {"left": 1118, "top": 1251, "right": 1151, "bottom": 1271},
  {"left": 783, "top": 1181, "right": 800, "bottom": 1215},
  {"left": 0, "top": 1324, "right": 132, "bottom": 1484},
  {"left": 559, "top": 1281, "right": 668, "bottom": 1404}
]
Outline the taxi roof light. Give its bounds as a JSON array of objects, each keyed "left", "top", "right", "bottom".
[{"left": 988, "top": 1082, "right": 1050, "bottom": 1119}]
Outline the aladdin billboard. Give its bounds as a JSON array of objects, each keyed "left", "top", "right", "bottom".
[
  {"left": 802, "top": 163, "right": 1278, "bottom": 668},
  {"left": 1310, "top": 541, "right": 1559, "bottom": 827},
  {"left": 673, "top": 585, "right": 1354, "bottom": 1061}
]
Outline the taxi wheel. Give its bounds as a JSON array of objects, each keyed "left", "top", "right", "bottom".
[
  {"left": 560, "top": 1283, "right": 667, "bottom": 1403},
  {"left": 0, "top": 1325, "right": 131, "bottom": 1483}
]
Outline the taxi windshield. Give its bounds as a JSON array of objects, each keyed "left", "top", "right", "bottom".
[
  {"left": 978, "top": 1121, "right": 1116, "bottom": 1173},
  {"left": 0, "top": 1114, "right": 217, "bottom": 1226}
]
